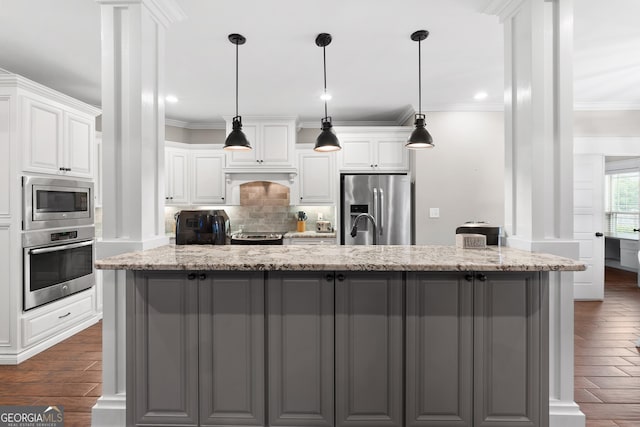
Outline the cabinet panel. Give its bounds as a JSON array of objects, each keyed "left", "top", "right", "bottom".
[
  {"left": 336, "top": 272, "right": 403, "bottom": 427},
  {"left": 262, "top": 124, "right": 290, "bottom": 165},
  {"left": 268, "top": 272, "right": 334, "bottom": 427},
  {"left": 226, "top": 124, "right": 259, "bottom": 166},
  {"left": 23, "top": 97, "right": 62, "bottom": 174},
  {"left": 339, "top": 139, "right": 374, "bottom": 170},
  {"left": 166, "top": 148, "right": 189, "bottom": 205},
  {"left": 0, "top": 96, "right": 10, "bottom": 217},
  {"left": 406, "top": 273, "right": 472, "bottom": 427},
  {"left": 376, "top": 140, "right": 408, "bottom": 171},
  {"left": 199, "top": 272, "right": 264, "bottom": 426},
  {"left": 130, "top": 272, "right": 199, "bottom": 426},
  {"left": 474, "top": 272, "right": 547, "bottom": 427},
  {"left": 64, "top": 111, "right": 93, "bottom": 177},
  {"left": 299, "top": 152, "right": 335, "bottom": 204},
  {"left": 191, "top": 153, "right": 225, "bottom": 204}
]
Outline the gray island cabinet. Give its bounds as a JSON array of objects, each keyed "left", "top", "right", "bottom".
[{"left": 95, "top": 245, "right": 584, "bottom": 427}]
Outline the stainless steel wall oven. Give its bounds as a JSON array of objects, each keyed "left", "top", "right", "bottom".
[{"left": 23, "top": 226, "right": 95, "bottom": 311}]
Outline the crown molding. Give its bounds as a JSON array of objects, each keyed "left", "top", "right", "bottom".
[
  {"left": 0, "top": 74, "right": 101, "bottom": 116},
  {"left": 574, "top": 102, "right": 640, "bottom": 111},
  {"left": 396, "top": 105, "right": 416, "bottom": 126},
  {"left": 165, "top": 119, "right": 226, "bottom": 130},
  {"left": 482, "top": 0, "right": 526, "bottom": 22},
  {"left": 96, "top": 0, "right": 186, "bottom": 27}
]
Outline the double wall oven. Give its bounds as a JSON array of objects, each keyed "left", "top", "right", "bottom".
[{"left": 22, "top": 176, "right": 95, "bottom": 311}]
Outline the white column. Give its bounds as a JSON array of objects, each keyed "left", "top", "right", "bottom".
[
  {"left": 92, "top": 1, "right": 185, "bottom": 425},
  {"left": 484, "top": 0, "right": 584, "bottom": 426}
]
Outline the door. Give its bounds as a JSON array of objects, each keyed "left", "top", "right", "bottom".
[
  {"left": 268, "top": 272, "right": 334, "bottom": 427},
  {"left": 22, "top": 96, "right": 63, "bottom": 175},
  {"left": 405, "top": 273, "right": 472, "bottom": 427},
  {"left": 573, "top": 154, "right": 605, "bottom": 300},
  {"left": 199, "top": 271, "right": 264, "bottom": 426},
  {"left": 64, "top": 111, "right": 94, "bottom": 178},
  {"left": 191, "top": 152, "right": 225, "bottom": 204},
  {"left": 299, "top": 152, "right": 335, "bottom": 204},
  {"left": 377, "top": 174, "right": 411, "bottom": 245},
  {"left": 342, "top": 174, "right": 376, "bottom": 245},
  {"left": 166, "top": 148, "right": 189, "bottom": 205},
  {"left": 335, "top": 272, "right": 403, "bottom": 427}
]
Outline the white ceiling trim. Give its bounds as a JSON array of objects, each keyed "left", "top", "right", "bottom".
[
  {"left": 482, "top": 0, "right": 526, "bottom": 22},
  {"left": 574, "top": 102, "right": 640, "bottom": 111},
  {"left": 96, "top": 0, "right": 187, "bottom": 27}
]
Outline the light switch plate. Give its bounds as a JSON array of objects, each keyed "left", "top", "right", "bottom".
[{"left": 429, "top": 208, "right": 440, "bottom": 218}]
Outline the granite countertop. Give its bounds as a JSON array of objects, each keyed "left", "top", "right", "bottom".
[
  {"left": 95, "top": 244, "right": 585, "bottom": 272},
  {"left": 284, "top": 231, "right": 337, "bottom": 238}
]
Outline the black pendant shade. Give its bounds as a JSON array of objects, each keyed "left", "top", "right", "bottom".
[
  {"left": 314, "top": 33, "right": 341, "bottom": 152},
  {"left": 224, "top": 33, "right": 252, "bottom": 151},
  {"left": 406, "top": 30, "right": 434, "bottom": 149}
]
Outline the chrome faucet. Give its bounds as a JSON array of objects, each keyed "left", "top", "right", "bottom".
[{"left": 350, "top": 213, "right": 378, "bottom": 245}]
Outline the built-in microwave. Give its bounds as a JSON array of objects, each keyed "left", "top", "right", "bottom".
[{"left": 23, "top": 176, "right": 93, "bottom": 230}]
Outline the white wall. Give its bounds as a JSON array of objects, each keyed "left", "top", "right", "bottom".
[
  {"left": 413, "top": 112, "right": 505, "bottom": 245},
  {"left": 575, "top": 111, "right": 640, "bottom": 136}
]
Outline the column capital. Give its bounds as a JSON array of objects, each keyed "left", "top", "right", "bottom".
[
  {"left": 96, "top": 0, "right": 186, "bottom": 27},
  {"left": 482, "top": 0, "right": 527, "bottom": 21}
]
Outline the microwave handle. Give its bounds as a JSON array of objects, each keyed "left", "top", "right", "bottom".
[{"left": 29, "top": 240, "right": 94, "bottom": 255}]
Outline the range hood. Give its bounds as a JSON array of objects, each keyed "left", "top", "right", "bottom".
[{"left": 224, "top": 169, "right": 298, "bottom": 205}]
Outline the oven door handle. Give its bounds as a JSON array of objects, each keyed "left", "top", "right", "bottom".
[{"left": 29, "top": 240, "right": 94, "bottom": 255}]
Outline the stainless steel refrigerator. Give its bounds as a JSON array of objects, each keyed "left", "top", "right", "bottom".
[{"left": 340, "top": 173, "right": 412, "bottom": 245}]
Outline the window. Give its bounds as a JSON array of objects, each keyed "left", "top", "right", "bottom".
[{"left": 605, "top": 170, "right": 639, "bottom": 233}]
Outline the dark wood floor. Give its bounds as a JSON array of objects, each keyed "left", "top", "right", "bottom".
[
  {"left": 575, "top": 267, "right": 640, "bottom": 427},
  {"left": 0, "top": 268, "right": 638, "bottom": 427},
  {"left": 0, "top": 320, "right": 102, "bottom": 427}
]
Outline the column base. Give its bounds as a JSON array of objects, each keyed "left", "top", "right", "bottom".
[
  {"left": 550, "top": 399, "right": 585, "bottom": 427},
  {"left": 91, "top": 395, "right": 126, "bottom": 427}
]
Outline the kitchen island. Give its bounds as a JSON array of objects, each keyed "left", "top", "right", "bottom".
[{"left": 95, "top": 245, "right": 584, "bottom": 427}]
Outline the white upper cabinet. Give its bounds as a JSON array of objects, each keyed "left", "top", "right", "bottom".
[
  {"left": 298, "top": 150, "right": 336, "bottom": 204},
  {"left": 190, "top": 151, "right": 225, "bottom": 205},
  {"left": 22, "top": 95, "right": 95, "bottom": 178},
  {"left": 335, "top": 127, "right": 411, "bottom": 172},
  {"left": 225, "top": 118, "right": 296, "bottom": 168},
  {"left": 165, "top": 147, "right": 190, "bottom": 205},
  {"left": 165, "top": 143, "right": 226, "bottom": 206}
]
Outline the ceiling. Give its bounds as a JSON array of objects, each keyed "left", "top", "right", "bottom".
[{"left": 0, "top": 0, "right": 638, "bottom": 127}]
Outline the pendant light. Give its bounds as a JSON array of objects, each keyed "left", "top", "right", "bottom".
[
  {"left": 314, "top": 33, "right": 341, "bottom": 152},
  {"left": 406, "top": 30, "right": 434, "bottom": 149},
  {"left": 224, "top": 33, "right": 251, "bottom": 151}
]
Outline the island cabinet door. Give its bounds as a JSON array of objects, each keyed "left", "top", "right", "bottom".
[
  {"left": 473, "top": 272, "right": 548, "bottom": 427},
  {"left": 405, "top": 272, "right": 473, "bottom": 427},
  {"left": 128, "top": 271, "right": 199, "bottom": 427},
  {"left": 267, "top": 272, "right": 334, "bottom": 427},
  {"left": 335, "top": 272, "right": 403, "bottom": 427},
  {"left": 198, "top": 271, "right": 265, "bottom": 426}
]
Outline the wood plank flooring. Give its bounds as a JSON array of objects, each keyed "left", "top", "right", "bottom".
[
  {"left": 575, "top": 267, "right": 640, "bottom": 427},
  {"left": 0, "top": 321, "right": 102, "bottom": 427},
  {"left": 0, "top": 267, "right": 638, "bottom": 427}
]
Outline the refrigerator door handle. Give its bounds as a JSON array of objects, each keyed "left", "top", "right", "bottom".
[
  {"left": 379, "top": 188, "right": 384, "bottom": 236},
  {"left": 373, "top": 187, "right": 379, "bottom": 235}
]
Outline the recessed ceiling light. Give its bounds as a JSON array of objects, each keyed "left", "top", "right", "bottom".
[
  {"left": 166, "top": 95, "right": 179, "bottom": 103},
  {"left": 473, "top": 91, "right": 488, "bottom": 101},
  {"left": 320, "top": 92, "right": 332, "bottom": 101}
]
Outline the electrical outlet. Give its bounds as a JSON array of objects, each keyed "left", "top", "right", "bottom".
[
  {"left": 317, "top": 213, "right": 323, "bottom": 220},
  {"left": 429, "top": 208, "right": 440, "bottom": 218}
]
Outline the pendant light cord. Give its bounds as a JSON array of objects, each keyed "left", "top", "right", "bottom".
[
  {"left": 418, "top": 37, "right": 422, "bottom": 116},
  {"left": 235, "top": 41, "right": 239, "bottom": 117},
  {"left": 323, "top": 45, "right": 328, "bottom": 119}
]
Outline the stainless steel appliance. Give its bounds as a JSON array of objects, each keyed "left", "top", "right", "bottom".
[
  {"left": 230, "top": 232, "right": 284, "bottom": 245},
  {"left": 175, "top": 210, "right": 230, "bottom": 245},
  {"left": 23, "top": 176, "right": 93, "bottom": 230},
  {"left": 341, "top": 173, "right": 412, "bottom": 245},
  {"left": 23, "top": 226, "right": 95, "bottom": 310}
]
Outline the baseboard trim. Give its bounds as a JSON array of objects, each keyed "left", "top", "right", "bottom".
[
  {"left": 550, "top": 399, "right": 586, "bottom": 427},
  {"left": 91, "top": 395, "right": 126, "bottom": 427}
]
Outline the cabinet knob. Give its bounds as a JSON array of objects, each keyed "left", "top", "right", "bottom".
[
  {"left": 476, "top": 273, "right": 487, "bottom": 282},
  {"left": 59, "top": 167, "right": 65, "bottom": 171},
  {"left": 374, "top": 164, "right": 378, "bottom": 168},
  {"left": 66, "top": 168, "right": 72, "bottom": 171},
  {"left": 595, "top": 232, "right": 604, "bottom": 237},
  {"left": 187, "top": 273, "right": 196, "bottom": 280},
  {"left": 336, "top": 273, "right": 345, "bottom": 282},
  {"left": 199, "top": 273, "right": 207, "bottom": 280},
  {"left": 464, "top": 274, "right": 473, "bottom": 282},
  {"left": 325, "top": 274, "right": 334, "bottom": 282},
  {"left": 221, "top": 197, "right": 224, "bottom": 200},
  {"left": 370, "top": 164, "right": 374, "bottom": 168},
  {"left": 634, "top": 229, "right": 640, "bottom": 232}
]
